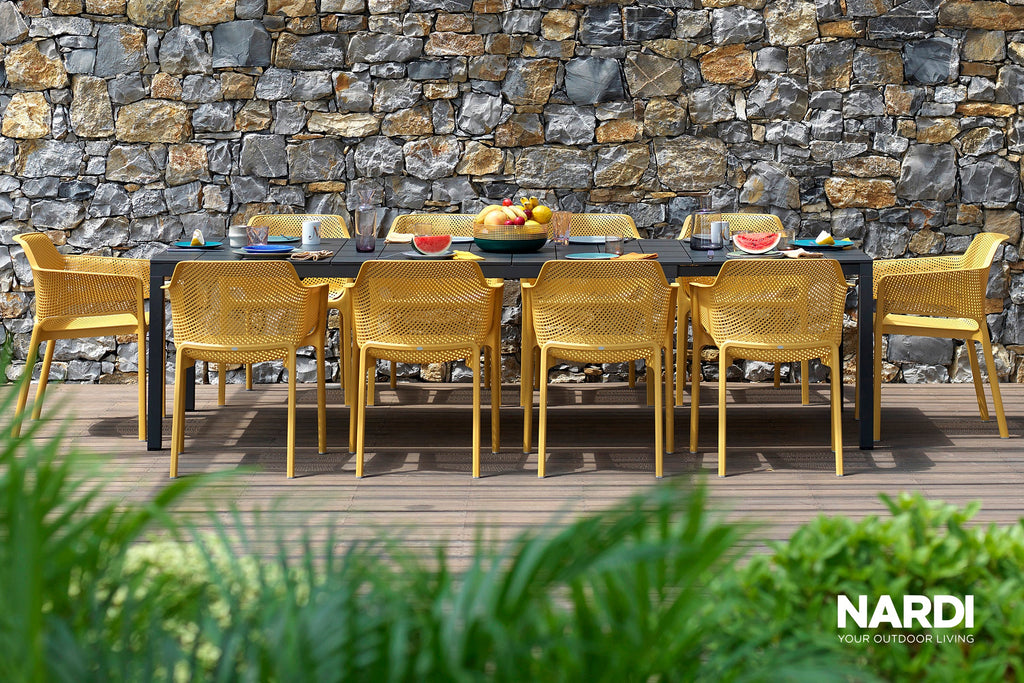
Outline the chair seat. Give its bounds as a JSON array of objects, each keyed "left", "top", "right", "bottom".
[
  {"left": 880, "top": 313, "right": 979, "bottom": 336},
  {"left": 38, "top": 311, "right": 147, "bottom": 337}
]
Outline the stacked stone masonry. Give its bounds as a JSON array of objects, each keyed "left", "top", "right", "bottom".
[{"left": 2, "top": 0, "right": 1024, "bottom": 386}]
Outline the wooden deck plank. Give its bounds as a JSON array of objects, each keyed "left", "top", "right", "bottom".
[{"left": 6, "top": 381, "right": 1024, "bottom": 563}]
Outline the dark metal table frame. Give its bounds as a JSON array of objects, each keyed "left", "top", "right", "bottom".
[{"left": 147, "top": 238, "right": 874, "bottom": 452}]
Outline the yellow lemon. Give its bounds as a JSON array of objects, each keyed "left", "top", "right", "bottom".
[
  {"left": 815, "top": 230, "right": 835, "bottom": 246},
  {"left": 531, "top": 205, "right": 552, "bottom": 223}
]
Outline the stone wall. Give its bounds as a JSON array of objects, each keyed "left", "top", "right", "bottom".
[{"left": 2, "top": 0, "right": 1024, "bottom": 386}]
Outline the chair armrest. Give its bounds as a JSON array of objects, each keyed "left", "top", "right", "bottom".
[
  {"left": 300, "top": 282, "right": 330, "bottom": 340},
  {"left": 871, "top": 254, "right": 961, "bottom": 298},
  {"left": 66, "top": 255, "right": 151, "bottom": 298},
  {"left": 32, "top": 268, "right": 145, "bottom": 320}
]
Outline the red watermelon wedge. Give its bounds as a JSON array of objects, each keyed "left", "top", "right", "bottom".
[{"left": 733, "top": 232, "right": 781, "bottom": 254}]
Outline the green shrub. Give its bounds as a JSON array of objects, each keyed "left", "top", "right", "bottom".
[{"left": 715, "top": 494, "right": 1024, "bottom": 682}]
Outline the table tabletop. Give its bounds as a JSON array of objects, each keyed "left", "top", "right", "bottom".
[{"left": 147, "top": 238, "right": 874, "bottom": 452}]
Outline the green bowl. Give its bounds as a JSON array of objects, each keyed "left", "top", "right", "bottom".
[{"left": 474, "top": 237, "right": 548, "bottom": 253}]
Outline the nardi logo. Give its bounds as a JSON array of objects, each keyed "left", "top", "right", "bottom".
[{"left": 838, "top": 595, "right": 974, "bottom": 629}]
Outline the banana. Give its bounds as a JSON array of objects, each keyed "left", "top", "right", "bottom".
[
  {"left": 501, "top": 206, "right": 519, "bottom": 220},
  {"left": 475, "top": 205, "right": 504, "bottom": 223},
  {"left": 510, "top": 205, "right": 527, "bottom": 220}
]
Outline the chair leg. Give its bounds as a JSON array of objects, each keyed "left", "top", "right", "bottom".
[
  {"left": 285, "top": 354, "right": 297, "bottom": 479},
  {"left": 470, "top": 347, "right": 481, "bottom": 478},
  {"left": 367, "top": 355, "right": 376, "bottom": 406},
  {"left": 137, "top": 325, "right": 147, "bottom": 441},
  {"left": 217, "top": 363, "right": 226, "bottom": 406},
  {"left": 390, "top": 360, "right": 397, "bottom": 389},
  {"left": 773, "top": 363, "right": 781, "bottom": 388},
  {"left": 665, "top": 346, "right": 675, "bottom": 459},
  {"left": 30, "top": 339, "right": 55, "bottom": 421},
  {"left": 628, "top": 360, "right": 636, "bottom": 388},
  {"left": 717, "top": 348, "right": 729, "bottom": 477},
  {"left": 170, "top": 352, "right": 189, "bottom": 477},
  {"left": 347, "top": 347, "right": 359, "bottom": 456},
  {"left": 854, "top": 333, "right": 860, "bottom": 421},
  {"left": 980, "top": 328, "right": 1009, "bottom": 438},
  {"left": 689, "top": 341, "right": 701, "bottom": 454},
  {"left": 966, "top": 340, "right": 989, "bottom": 421},
  {"left": 355, "top": 348, "right": 370, "bottom": 477},
  {"left": 646, "top": 360, "right": 655, "bottom": 406},
  {"left": 537, "top": 347, "right": 550, "bottom": 478},
  {"left": 522, "top": 346, "right": 533, "bottom": 456},
  {"left": 484, "top": 347, "right": 491, "bottom": 390},
  {"left": 162, "top": 343, "right": 167, "bottom": 419},
  {"left": 653, "top": 349, "right": 664, "bottom": 478},
  {"left": 338, "top": 312, "right": 348, "bottom": 405},
  {"left": 873, "top": 329, "right": 884, "bottom": 441},
  {"left": 800, "top": 360, "right": 810, "bottom": 405},
  {"left": 12, "top": 327, "right": 43, "bottom": 437},
  {"left": 317, "top": 344, "right": 327, "bottom": 455},
  {"left": 830, "top": 347, "right": 844, "bottom": 476},
  {"left": 675, "top": 308, "right": 689, "bottom": 408},
  {"left": 245, "top": 363, "right": 253, "bottom": 390}
]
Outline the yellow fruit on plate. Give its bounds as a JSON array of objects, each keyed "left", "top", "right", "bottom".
[
  {"left": 189, "top": 229, "right": 205, "bottom": 246},
  {"left": 815, "top": 230, "right": 835, "bottom": 246},
  {"left": 524, "top": 219, "right": 542, "bottom": 227},
  {"left": 531, "top": 205, "right": 552, "bottom": 224}
]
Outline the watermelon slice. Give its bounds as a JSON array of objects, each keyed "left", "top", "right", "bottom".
[
  {"left": 733, "top": 232, "right": 781, "bottom": 254},
  {"left": 411, "top": 234, "right": 453, "bottom": 255}
]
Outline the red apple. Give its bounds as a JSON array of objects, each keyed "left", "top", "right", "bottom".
[
  {"left": 513, "top": 216, "right": 526, "bottom": 225},
  {"left": 502, "top": 198, "right": 513, "bottom": 206},
  {"left": 524, "top": 209, "right": 533, "bottom": 219},
  {"left": 504, "top": 219, "right": 514, "bottom": 225}
]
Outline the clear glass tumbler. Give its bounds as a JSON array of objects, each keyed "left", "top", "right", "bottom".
[
  {"left": 549, "top": 210, "right": 571, "bottom": 245},
  {"left": 355, "top": 189, "right": 378, "bottom": 253}
]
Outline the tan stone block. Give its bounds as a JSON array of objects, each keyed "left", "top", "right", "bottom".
[
  {"left": 541, "top": 9, "right": 577, "bottom": 41},
  {"left": 956, "top": 102, "right": 1017, "bottom": 117},
  {"left": 425, "top": 32, "right": 485, "bottom": 56},
  {"left": 268, "top": 0, "right": 315, "bottom": 15},
  {"left": 321, "top": 14, "right": 338, "bottom": 31},
  {"left": 699, "top": 44, "right": 755, "bottom": 86},
  {"left": 824, "top": 177, "right": 896, "bottom": 209},
  {"left": 916, "top": 117, "right": 959, "bottom": 144},
  {"left": 308, "top": 112, "right": 381, "bottom": 137},
  {"left": 522, "top": 39, "right": 574, "bottom": 60},
  {"left": 381, "top": 106, "right": 434, "bottom": 136},
  {"left": 502, "top": 58, "right": 558, "bottom": 105},
  {"left": 473, "top": 0, "right": 510, "bottom": 12},
  {"left": 819, "top": 20, "right": 863, "bottom": 38},
  {"left": 939, "top": 1, "right": 1024, "bottom": 30},
  {"left": 308, "top": 182, "right": 347, "bottom": 193},
  {"left": 166, "top": 143, "right": 209, "bottom": 186},
  {"left": 960, "top": 62, "right": 998, "bottom": 78},
  {"left": 116, "top": 100, "right": 191, "bottom": 143},
  {"left": 588, "top": 188, "right": 643, "bottom": 203},
  {"left": 221, "top": 73, "right": 255, "bottom": 100},
  {"left": 702, "top": 0, "right": 765, "bottom": 7},
  {"left": 5, "top": 43, "right": 68, "bottom": 91},
  {"left": 765, "top": 0, "right": 819, "bottom": 46},
  {"left": 151, "top": 73, "right": 182, "bottom": 100},
  {"left": 436, "top": 13, "right": 473, "bottom": 32},
  {"left": 957, "top": 204, "right": 984, "bottom": 225},
  {"left": 456, "top": 141, "right": 504, "bottom": 175},
  {"left": 985, "top": 209, "right": 1022, "bottom": 245},
  {"left": 234, "top": 101, "right": 272, "bottom": 132},
  {"left": 86, "top": 0, "right": 126, "bottom": 14},
  {"left": 179, "top": 0, "right": 234, "bottom": 25},
  {"left": 833, "top": 156, "right": 901, "bottom": 178},
  {"left": 897, "top": 119, "right": 916, "bottom": 137},
  {"left": 468, "top": 54, "right": 509, "bottom": 81},
  {"left": 424, "top": 83, "right": 459, "bottom": 99},
  {"left": 494, "top": 113, "right": 544, "bottom": 147},
  {"left": 1, "top": 93, "right": 50, "bottom": 139},
  {"left": 486, "top": 33, "right": 522, "bottom": 55},
  {"left": 19, "top": 0, "right": 43, "bottom": 15},
  {"left": 596, "top": 119, "right": 642, "bottom": 143},
  {"left": 127, "top": 0, "right": 175, "bottom": 26},
  {"left": 908, "top": 228, "right": 945, "bottom": 255},
  {"left": 49, "top": 0, "right": 83, "bottom": 14},
  {"left": 287, "top": 17, "right": 321, "bottom": 33},
  {"left": 963, "top": 29, "right": 1006, "bottom": 61},
  {"left": 71, "top": 76, "right": 114, "bottom": 138},
  {"left": 643, "top": 39, "right": 695, "bottom": 60}
]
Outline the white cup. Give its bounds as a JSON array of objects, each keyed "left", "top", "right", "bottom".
[
  {"left": 228, "top": 225, "right": 247, "bottom": 248},
  {"left": 711, "top": 221, "right": 729, "bottom": 247},
  {"left": 302, "top": 219, "right": 321, "bottom": 246}
]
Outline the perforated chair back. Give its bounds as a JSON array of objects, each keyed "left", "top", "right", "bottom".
[
  {"left": 248, "top": 213, "right": 349, "bottom": 238},
  {"left": 528, "top": 260, "right": 673, "bottom": 364},
  {"left": 696, "top": 258, "right": 847, "bottom": 363},
  {"left": 570, "top": 214, "right": 640, "bottom": 238},
  {"left": 349, "top": 260, "right": 498, "bottom": 364},
  {"left": 387, "top": 213, "right": 475, "bottom": 239},
  {"left": 167, "top": 261, "right": 324, "bottom": 365},
  {"left": 678, "top": 212, "right": 783, "bottom": 239}
]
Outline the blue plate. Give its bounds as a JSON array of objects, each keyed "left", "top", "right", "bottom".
[
  {"left": 268, "top": 235, "right": 301, "bottom": 243},
  {"left": 565, "top": 252, "right": 616, "bottom": 260},
  {"left": 172, "top": 240, "right": 222, "bottom": 249},
  {"left": 790, "top": 238, "right": 853, "bottom": 250},
  {"left": 242, "top": 244, "right": 295, "bottom": 253}
]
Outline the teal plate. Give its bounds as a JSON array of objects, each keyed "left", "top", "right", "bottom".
[
  {"left": 790, "top": 238, "right": 853, "bottom": 250},
  {"left": 565, "top": 252, "right": 616, "bottom": 260},
  {"left": 269, "top": 235, "right": 301, "bottom": 243}
]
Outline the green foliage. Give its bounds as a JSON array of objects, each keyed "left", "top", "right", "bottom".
[{"left": 716, "top": 493, "right": 1024, "bottom": 682}]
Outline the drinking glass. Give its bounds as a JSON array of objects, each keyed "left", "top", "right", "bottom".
[
  {"left": 605, "top": 234, "right": 624, "bottom": 255},
  {"left": 355, "top": 189, "right": 378, "bottom": 253},
  {"left": 549, "top": 210, "right": 571, "bottom": 245},
  {"left": 246, "top": 224, "right": 269, "bottom": 246}
]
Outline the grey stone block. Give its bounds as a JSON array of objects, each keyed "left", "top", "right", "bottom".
[{"left": 212, "top": 21, "right": 272, "bottom": 69}]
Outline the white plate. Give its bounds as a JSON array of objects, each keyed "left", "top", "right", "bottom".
[
  {"left": 232, "top": 247, "right": 295, "bottom": 258},
  {"left": 565, "top": 252, "right": 616, "bottom": 260},
  {"left": 569, "top": 235, "right": 612, "bottom": 245},
  {"left": 726, "top": 250, "right": 784, "bottom": 258},
  {"left": 451, "top": 236, "right": 474, "bottom": 243},
  {"left": 403, "top": 250, "right": 454, "bottom": 260}
]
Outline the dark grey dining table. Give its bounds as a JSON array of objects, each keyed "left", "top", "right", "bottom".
[{"left": 146, "top": 238, "right": 875, "bottom": 453}]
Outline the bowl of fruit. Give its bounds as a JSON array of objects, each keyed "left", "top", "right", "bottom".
[{"left": 473, "top": 197, "right": 552, "bottom": 253}]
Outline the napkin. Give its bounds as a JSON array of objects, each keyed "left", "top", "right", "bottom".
[
  {"left": 781, "top": 248, "right": 823, "bottom": 258},
  {"left": 612, "top": 252, "right": 658, "bottom": 260},
  {"left": 453, "top": 250, "right": 484, "bottom": 261},
  {"left": 290, "top": 250, "right": 335, "bottom": 261},
  {"left": 385, "top": 233, "right": 413, "bottom": 243}
]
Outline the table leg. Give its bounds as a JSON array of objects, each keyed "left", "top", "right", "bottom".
[
  {"left": 147, "top": 272, "right": 165, "bottom": 451},
  {"left": 185, "top": 365, "right": 196, "bottom": 411},
  {"left": 857, "top": 261, "right": 874, "bottom": 450}
]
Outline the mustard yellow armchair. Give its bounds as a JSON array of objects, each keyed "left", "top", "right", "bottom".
[
  {"left": 522, "top": 260, "right": 676, "bottom": 477},
  {"left": 386, "top": 213, "right": 475, "bottom": 240},
  {"left": 13, "top": 233, "right": 149, "bottom": 440},
  {"left": 690, "top": 258, "right": 849, "bottom": 476},
  {"left": 165, "top": 261, "right": 328, "bottom": 479},
  {"left": 871, "top": 232, "right": 1009, "bottom": 441},
  {"left": 345, "top": 260, "right": 503, "bottom": 477}
]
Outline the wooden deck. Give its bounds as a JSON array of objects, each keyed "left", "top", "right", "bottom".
[{"left": 10, "top": 381, "right": 1024, "bottom": 562}]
